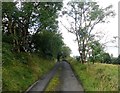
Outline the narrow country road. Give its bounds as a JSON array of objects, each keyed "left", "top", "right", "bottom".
[
  {"left": 60, "top": 61, "right": 84, "bottom": 92},
  {"left": 26, "top": 61, "right": 84, "bottom": 93}
]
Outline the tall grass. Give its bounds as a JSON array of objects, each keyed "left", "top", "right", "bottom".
[
  {"left": 70, "top": 61, "right": 118, "bottom": 91},
  {"left": 0, "top": 42, "right": 2, "bottom": 92},
  {"left": 2, "top": 43, "right": 55, "bottom": 92}
]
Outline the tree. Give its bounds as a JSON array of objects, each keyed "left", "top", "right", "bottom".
[
  {"left": 76, "top": 56, "right": 80, "bottom": 61},
  {"left": 2, "top": 2, "right": 35, "bottom": 52},
  {"left": 32, "top": 31, "right": 64, "bottom": 59},
  {"left": 61, "top": 45, "right": 71, "bottom": 60},
  {"left": 111, "top": 57, "right": 118, "bottom": 64},
  {"left": 61, "top": 1, "right": 115, "bottom": 63},
  {"left": 102, "top": 53, "right": 111, "bottom": 63},
  {"left": 90, "top": 40, "right": 105, "bottom": 64},
  {"left": 117, "top": 54, "right": 120, "bottom": 64},
  {"left": 2, "top": 2, "right": 63, "bottom": 54}
]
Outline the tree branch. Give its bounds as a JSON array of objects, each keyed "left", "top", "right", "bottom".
[{"left": 60, "top": 21, "right": 75, "bottom": 34}]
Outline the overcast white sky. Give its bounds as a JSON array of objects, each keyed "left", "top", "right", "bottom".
[{"left": 58, "top": 0, "right": 119, "bottom": 57}]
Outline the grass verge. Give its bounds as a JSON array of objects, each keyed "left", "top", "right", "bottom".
[
  {"left": 2, "top": 42, "right": 55, "bottom": 92},
  {"left": 45, "top": 67, "right": 61, "bottom": 92},
  {"left": 70, "top": 61, "right": 118, "bottom": 91}
]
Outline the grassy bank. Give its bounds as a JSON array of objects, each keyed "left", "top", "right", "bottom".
[
  {"left": 2, "top": 43, "right": 55, "bottom": 92},
  {"left": 70, "top": 61, "right": 118, "bottom": 91},
  {"left": 0, "top": 42, "right": 2, "bottom": 92}
]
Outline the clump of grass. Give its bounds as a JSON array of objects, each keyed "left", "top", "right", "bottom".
[
  {"left": 70, "top": 62, "right": 118, "bottom": 91},
  {"left": 45, "top": 67, "right": 61, "bottom": 91},
  {"left": 2, "top": 42, "right": 56, "bottom": 92}
]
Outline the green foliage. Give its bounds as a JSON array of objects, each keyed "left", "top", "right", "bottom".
[
  {"left": 37, "top": 2, "right": 62, "bottom": 32},
  {"left": 117, "top": 55, "right": 120, "bottom": 64},
  {"left": 111, "top": 57, "right": 118, "bottom": 64},
  {"left": 61, "top": 45, "right": 71, "bottom": 60},
  {"left": 102, "top": 53, "right": 111, "bottom": 63},
  {"left": 33, "top": 31, "right": 64, "bottom": 59},
  {"left": 90, "top": 40, "right": 105, "bottom": 63},
  {"left": 2, "top": 2, "right": 63, "bottom": 53},
  {"left": 89, "top": 41, "right": 117, "bottom": 64},
  {"left": 2, "top": 2, "right": 17, "bottom": 18},
  {"left": 75, "top": 56, "right": 80, "bottom": 62},
  {"left": 2, "top": 34, "right": 14, "bottom": 44},
  {"left": 70, "top": 62, "right": 118, "bottom": 91}
]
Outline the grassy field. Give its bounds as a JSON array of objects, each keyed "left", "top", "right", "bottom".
[
  {"left": 70, "top": 61, "right": 118, "bottom": 91},
  {"left": 2, "top": 43, "right": 55, "bottom": 92}
]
